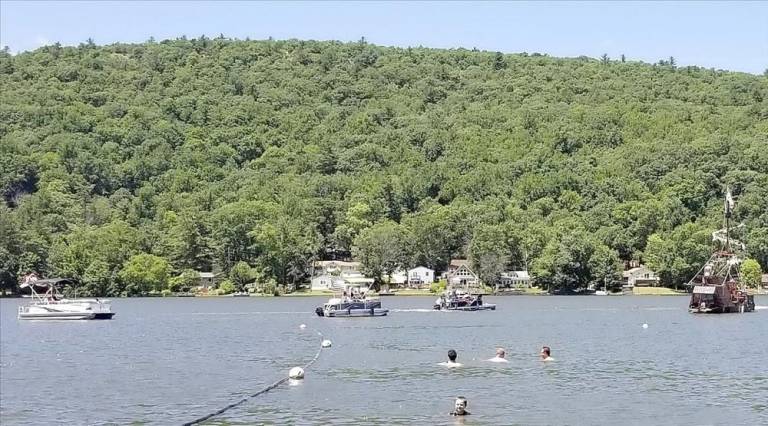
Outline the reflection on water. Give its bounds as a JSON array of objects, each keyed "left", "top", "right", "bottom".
[{"left": 1, "top": 296, "right": 767, "bottom": 425}]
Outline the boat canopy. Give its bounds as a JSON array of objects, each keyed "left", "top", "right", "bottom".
[
  {"left": 19, "top": 278, "right": 74, "bottom": 289},
  {"left": 693, "top": 286, "right": 717, "bottom": 294}
]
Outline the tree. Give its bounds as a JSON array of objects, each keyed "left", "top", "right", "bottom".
[
  {"left": 250, "top": 214, "right": 320, "bottom": 287},
  {"left": 352, "top": 221, "right": 412, "bottom": 290},
  {"left": 644, "top": 223, "right": 710, "bottom": 289},
  {"left": 493, "top": 52, "right": 507, "bottom": 70},
  {"left": 218, "top": 279, "right": 235, "bottom": 295},
  {"left": 468, "top": 224, "right": 509, "bottom": 289},
  {"left": 169, "top": 269, "right": 199, "bottom": 293},
  {"left": 118, "top": 253, "right": 170, "bottom": 295},
  {"left": 740, "top": 258, "right": 762, "bottom": 289},
  {"left": 588, "top": 245, "right": 621, "bottom": 290},
  {"left": 620, "top": 54, "right": 626, "bottom": 63},
  {"left": 532, "top": 230, "right": 596, "bottom": 292},
  {"left": 601, "top": 53, "right": 609, "bottom": 65},
  {"left": 229, "top": 261, "right": 254, "bottom": 291}
]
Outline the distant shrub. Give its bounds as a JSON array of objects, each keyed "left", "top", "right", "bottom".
[
  {"left": 218, "top": 280, "right": 235, "bottom": 295},
  {"left": 430, "top": 280, "right": 447, "bottom": 294},
  {"left": 262, "top": 281, "right": 277, "bottom": 296}
]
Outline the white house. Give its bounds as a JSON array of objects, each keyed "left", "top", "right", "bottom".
[
  {"left": 385, "top": 270, "right": 408, "bottom": 286},
  {"left": 447, "top": 259, "right": 479, "bottom": 287},
  {"left": 407, "top": 266, "right": 435, "bottom": 288},
  {"left": 499, "top": 271, "right": 531, "bottom": 288},
  {"left": 622, "top": 265, "right": 659, "bottom": 287},
  {"left": 310, "top": 261, "right": 375, "bottom": 291},
  {"left": 313, "top": 260, "right": 362, "bottom": 275}
]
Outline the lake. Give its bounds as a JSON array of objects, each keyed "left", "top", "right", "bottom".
[{"left": 1, "top": 295, "right": 766, "bottom": 425}]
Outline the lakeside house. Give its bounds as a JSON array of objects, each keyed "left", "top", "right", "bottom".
[
  {"left": 622, "top": 265, "right": 659, "bottom": 288},
  {"left": 762, "top": 274, "right": 768, "bottom": 289},
  {"left": 197, "top": 271, "right": 223, "bottom": 290},
  {"left": 446, "top": 259, "right": 479, "bottom": 287},
  {"left": 498, "top": 271, "right": 531, "bottom": 289},
  {"left": 407, "top": 266, "right": 435, "bottom": 288},
  {"left": 385, "top": 270, "right": 408, "bottom": 286},
  {"left": 310, "top": 260, "right": 375, "bottom": 291}
]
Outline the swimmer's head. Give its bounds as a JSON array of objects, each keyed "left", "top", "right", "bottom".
[
  {"left": 448, "top": 349, "right": 457, "bottom": 362},
  {"left": 496, "top": 348, "right": 505, "bottom": 358},
  {"left": 541, "top": 346, "right": 551, "bottom": 358},
  {"left": 454, "top": 396, "right": 468, "bottom": 414}
]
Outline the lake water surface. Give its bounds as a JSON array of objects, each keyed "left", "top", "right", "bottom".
[{"left": 1, "top": 295, "right": 767, "bottom": 425}]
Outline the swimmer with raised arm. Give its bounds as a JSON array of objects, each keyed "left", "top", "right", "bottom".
[
  {"left": 487, "top": 347, "right": 509, "bottom": 363},
  {"left": 438, "top": 349, "right": 463, "bottom": 367}
]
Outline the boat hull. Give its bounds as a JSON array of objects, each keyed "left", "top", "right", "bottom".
[
  {"left": 18, "top": 299, "right": 115, "bottom": 320},
  {"left": 434, "top": 304, "right": 496, "bottom": 311},
  {"left": 325, "top": 308, "right": 389, "bottom": 317},
  {"left": 18, "top": 311, "right": 96, "bottom": 320}
]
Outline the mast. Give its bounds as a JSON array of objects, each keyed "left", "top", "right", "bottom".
[{"left": 724, "top": 186, "right": 734, "bottom": 253}]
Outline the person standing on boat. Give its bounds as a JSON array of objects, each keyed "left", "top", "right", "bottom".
[
  {"left": 487, "top": 348, "right": 508, "bottom": 363},
  {"left": 439, "top": 349, "right": 462, "bottom": 367}
]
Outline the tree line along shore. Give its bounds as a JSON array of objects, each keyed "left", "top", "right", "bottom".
[{"left": 1, "top": 37, "right": 766, "bottom": 297}]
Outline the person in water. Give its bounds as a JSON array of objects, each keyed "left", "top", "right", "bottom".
[
  {"left": 488, "top": 347, "right": 509, "bottom": 363},
  {"left": 540, "top": 346, "right": 554, "bottom": 361},
  {"left": 439, "top": 349, "right": 462, "bottom": 367},
  {"left": 450, "top": 396, "right": 470, "bottom": 416}
]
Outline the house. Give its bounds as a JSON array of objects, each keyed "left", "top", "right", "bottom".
[
  {"left": 407, "top": 266, "right": 435, "bottom": 288},
  {"left": 498, "top": 271, "right": 531, "bottom": 288},
  {"left": 313, "top": 260, "right": 362, "bottom": 275},
  {"left": 385, "top": 270, "right": 408, "bottom": 286},
  {"left": 197, "top": 272, "right": 223, "bottom": 289},
  {"left": 311, "top": 274, "right": 346, "bottom": 291},
  {"left": 446, "top": 259, "right": 479, "bottom": 287},
  {"left": 761, "top": 274, "right": 768, "bottom": 289},
  {"left": 622, "top": 265, "right": 659, "bottom": 287},
  {"left": 310, "top": 260, "right": 375, "bottom": 291}
]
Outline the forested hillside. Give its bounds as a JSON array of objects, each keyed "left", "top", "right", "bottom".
[{"left": 1, "top": 37, "right": 766, "bottom": 295}]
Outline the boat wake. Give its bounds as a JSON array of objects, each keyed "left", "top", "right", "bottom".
[
  {"left": 179, "top": 311, "right": 307, "bottom": 316},
  {"left": 755, "top": 305, "right": 768, "bottom": 311},
  {"left": 390, "top": 308, "right": 439, "bottom": 313}
]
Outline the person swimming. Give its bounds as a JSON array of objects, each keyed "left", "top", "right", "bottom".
[
  {"left": 450, "top": 396, "right": 470, "bottom": 416},
  {"left": 487, "top": 347, "right": 509, "bottom": 363},
  {"left": 540, "top": 346, "right": 554, "bottom": 361},
  {"left": 438, "top": 349, "right": 463, "bottom": 367}
]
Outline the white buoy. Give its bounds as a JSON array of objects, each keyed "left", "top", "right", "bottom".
[
  {"left": 299, "top": 324, "right": 307, "bottom": 330},
  {"left": 321, "top": 339, "right": 332, "bottom": 348},
  {"left": 289, "top": 366, "right": 305, "bottom": 379},
  {"left": 642, "top": 323, "right": 649, "bottom": 329}
]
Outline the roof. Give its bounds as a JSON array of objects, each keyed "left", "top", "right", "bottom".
[
  {"left": 20, "top": 278, "right": 75, "bottom": 288},
  {"left": 344, "top": 276, "right": 375, "bottom": 284},
  {"left": 502, "top": 271, "right": 530, "bottom": 279},
  {"left": 450, "top": 259, "right": 469, "bottom": 267},
  {"left": 198, "top": 272, "right": 222, "bottom": 278},
  {"left": 408, "top": 266, "right": 434, "bottom": 272},
  {"left": 622, "top": 265, "right": 654, "bottom": 278},
  {"left": 314, "top": 260, "right": 361, "bottom": 268}
]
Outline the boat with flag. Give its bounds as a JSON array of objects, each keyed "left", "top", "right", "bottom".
[{"left": 687, "top": 188, "right": 755, "bottom": 314}]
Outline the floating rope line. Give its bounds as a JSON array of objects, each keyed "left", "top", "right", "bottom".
[{"left": 182, "top": 330, "right": 326, "bottom": 426}]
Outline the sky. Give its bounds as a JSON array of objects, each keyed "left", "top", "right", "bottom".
[{"left": 1, "top": 1, "right": 766, "bottom": 74}]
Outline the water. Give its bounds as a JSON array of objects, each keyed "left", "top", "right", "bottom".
[{"left": 1, "top": 296, "right": 767, "bottom": 425}]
